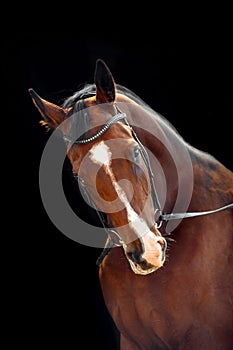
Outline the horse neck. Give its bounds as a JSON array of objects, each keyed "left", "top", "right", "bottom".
[
  {"left": 117, "top": 96, "right": 233, "bottom": 218},
  {"left": 188, "top": 147, "right": 233, "bottom": 209},
  {"left": 125, "top": 102, "right": 192, "bottom": 213}
]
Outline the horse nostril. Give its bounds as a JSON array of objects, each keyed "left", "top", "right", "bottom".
[
  {"left": 158, "top": 238, "right": 167, "bottom": 252},
  {"left": 127, "top": 251, "right": 142, "bottom": 264}
]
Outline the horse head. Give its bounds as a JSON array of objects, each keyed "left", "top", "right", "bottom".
[{"left": 29, "top": 59, "right": 167, "bottom": 275}]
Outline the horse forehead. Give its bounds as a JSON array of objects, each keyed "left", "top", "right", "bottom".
[
  {"left": 88, "top": 137, "right": 131, "bottom": 164},
  {"left": 89, "top": 141, "right": 112, "bottom": 166},
  {"left": 88, "top": 129, "right": 134, "bottom": 163},
  {"left": 105, "top": 123, "right": 134, "bottom": 144},
  {"left": 85, "top": 97, "right": 114, "bottom": 119}
]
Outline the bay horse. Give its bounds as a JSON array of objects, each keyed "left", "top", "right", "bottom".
[{"left": 29, "top": 59, "right": 233, "bottom": 349}]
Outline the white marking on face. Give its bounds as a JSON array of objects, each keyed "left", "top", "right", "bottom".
[
  {"left": 89, "top": 141, "right": 112, "bottom": 166},
  {"left": 89, "top": 141, "right": 150, "bottom": 237}
]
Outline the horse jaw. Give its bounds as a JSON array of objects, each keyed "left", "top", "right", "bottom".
[{"left": 126, "top": 258, "right": 161, "bottom": 275}]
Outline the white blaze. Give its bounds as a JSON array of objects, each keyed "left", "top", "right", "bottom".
[
  {"left": 89, "top": 141, "right": 112, "bottom": 166},
  {"left": 89, "top": 141, "right": 150, "bottom": 237}
]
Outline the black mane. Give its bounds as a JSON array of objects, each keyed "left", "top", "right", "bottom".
[
  {"left": 61, "top": 83, "right": 185, "bottom": 146},
  {"left": 62, "top": 84, "right": 96, "bottom": 142},
  {"left": 62, "top": 84, "right": 96, "bottom": 109}
]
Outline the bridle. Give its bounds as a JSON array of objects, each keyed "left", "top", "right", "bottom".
[
  {"left": 63, "top": 102, "right": 233, "bottom": 266},
  {"left": 64, "top": 103, "right": 162, "bottom": 225}
]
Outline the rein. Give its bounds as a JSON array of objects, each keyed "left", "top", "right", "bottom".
[
  {"left": 64, "top": 103, "right": 233, "bottom": 266},
  {"left": 160, "top": 203, "right": 233, "bottom": 221}
]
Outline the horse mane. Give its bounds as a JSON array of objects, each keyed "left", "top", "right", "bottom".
[
  {"left": 62, "top": 84, "right": 96, "bottom": 142},
  {"left": 61, "top": 83, "right": 187, "bottom": 146},
  {"left": 115, "top": 84, "right": 184, "bottom": 140}
]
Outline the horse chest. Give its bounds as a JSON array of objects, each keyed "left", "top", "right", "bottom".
[
  {"left": 99, "top": 244, "right": 233, "bottom": 349},
  {"left": 99, "top": 249, "right": 181, "bottom": 347}
]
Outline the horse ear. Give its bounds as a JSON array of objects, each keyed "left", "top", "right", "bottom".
[
  {"left": 94, "top": 59, "right": 116, "bottom": 103},
  {"left": 28, "top": 88, "right": 69, "bottom": 128}
]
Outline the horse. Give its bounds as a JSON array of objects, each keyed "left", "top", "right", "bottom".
[{"left": 29, "top": 59, "right": 233, "bottom": 349}]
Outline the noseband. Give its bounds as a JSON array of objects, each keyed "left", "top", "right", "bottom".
[{"left": 63, "top": 102, "right": 233, "bottom": 266}]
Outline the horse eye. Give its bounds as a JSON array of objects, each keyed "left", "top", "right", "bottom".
[
  {"left": 73, "top": 172, "right": 79, "bottom": 180},
  {"left": 73, "top": 173, "right": 85, "bottom": 186},
  {"left": 133, "top": 146, "right": 140, "bottom": 160}
]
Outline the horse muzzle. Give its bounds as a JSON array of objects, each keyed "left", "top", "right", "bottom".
[{"left": 124, "top": 234, "right": 167, "bottom": 275}]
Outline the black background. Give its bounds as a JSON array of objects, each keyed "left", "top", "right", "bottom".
[{"left": 5, "top": 23, "right": 232, "bottom": 349}]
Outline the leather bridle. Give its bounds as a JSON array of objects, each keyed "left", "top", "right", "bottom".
[{"left": 63, "top": 103, "right": 233, "bottom": 265}]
